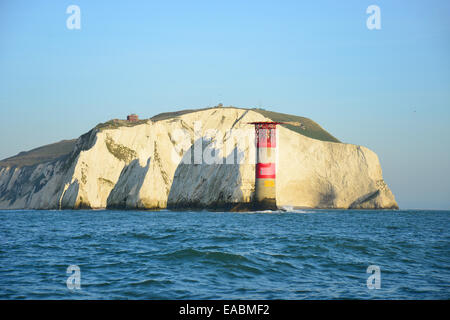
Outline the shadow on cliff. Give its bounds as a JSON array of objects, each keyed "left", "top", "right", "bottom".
[
  {"left": 167, "top": 137, "right": 249, "bottom": 211},
  {"left": 317, "top": 180, "right": 337, "bottom": 208},
  {"left": 106, "top": 158, "right": 151, "bottom": 209}
]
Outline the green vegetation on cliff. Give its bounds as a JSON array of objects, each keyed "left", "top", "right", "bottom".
[
  {"left": 95, "top": 119, "right": 148, "bottom": 131},
  {"left": 105, "top": 136, "right": 137, "bottom": 163},
  {"left": 252, "top": 108, "right": 340, "bottom": 143},
  {"left": 150, "top": 106, "right": 340, "bottom": 143}
]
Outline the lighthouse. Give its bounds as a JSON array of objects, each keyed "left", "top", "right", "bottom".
[{"left": 249, "top": 122, "right": 282, "bottom": 210}]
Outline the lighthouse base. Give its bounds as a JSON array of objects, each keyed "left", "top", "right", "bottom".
[
  {"left": 230, "top": 199, "right": 278, "bottom": 212},
  {"left": 253, "top": 198, "right": 278, "bottom": 211}
]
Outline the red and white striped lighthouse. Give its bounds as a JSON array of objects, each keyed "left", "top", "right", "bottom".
[{"left": 249, "top": 122, "right": 282, "bottom": 210}]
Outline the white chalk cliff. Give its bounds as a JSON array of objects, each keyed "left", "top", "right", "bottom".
[{"left": 0, "top": 107, "right": 398, "bottom": 210}]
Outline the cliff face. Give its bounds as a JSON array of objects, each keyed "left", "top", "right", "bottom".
[{"left": 0, "top": 107, "right": 398, "bottom": 210}]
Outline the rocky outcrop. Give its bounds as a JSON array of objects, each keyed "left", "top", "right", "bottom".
[{"left": 0, "top": 107, "right": 398, "bottom": 210}]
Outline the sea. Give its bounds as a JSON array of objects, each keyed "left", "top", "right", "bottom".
[{"left": 0, "top": 209, "right": 449, "bottom": 299}]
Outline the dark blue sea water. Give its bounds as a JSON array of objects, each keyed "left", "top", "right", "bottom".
[{"left": 0, "top": 209, "right": 449, "bottom": 299}]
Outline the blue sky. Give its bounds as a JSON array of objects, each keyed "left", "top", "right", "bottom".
[{"left": 0, "top": 0, "right": 449, "bottom": 209}]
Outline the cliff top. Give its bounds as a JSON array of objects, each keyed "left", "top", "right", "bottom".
[
  {"left": 0, "top": 139, "right": 77, "bottom": 167},
  {"left": 0, "top": 106, "right": 339, "bottom": 168}
]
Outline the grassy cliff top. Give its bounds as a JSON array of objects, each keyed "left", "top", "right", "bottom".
[
  {"left": 253, "top": 108, "right": 340, "bottom": 143},
  {"left": 150, "top": 106, "right": 340, "bottom": 143},
  {"left": 95, "top": 118, "right": 149, "bottom": 131},
  {"left": 0, "top": 139, "right": 77, "bottom": 168},
  {"left": 0, "top": 106, "right": 339, "bottom": 168}
]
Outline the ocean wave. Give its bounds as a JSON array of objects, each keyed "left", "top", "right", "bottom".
[
  {"left": 158, "top": 248, "right": 250, "bottom": 264},
  {"left": 129, "top": 279, "right": 174, "bottom": 286},
  {"left": 117, "top": 231, "right": 175, "bottom": 240},
  {"left": 71, "top": 233, "right": 93, "bottom": 240}
]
